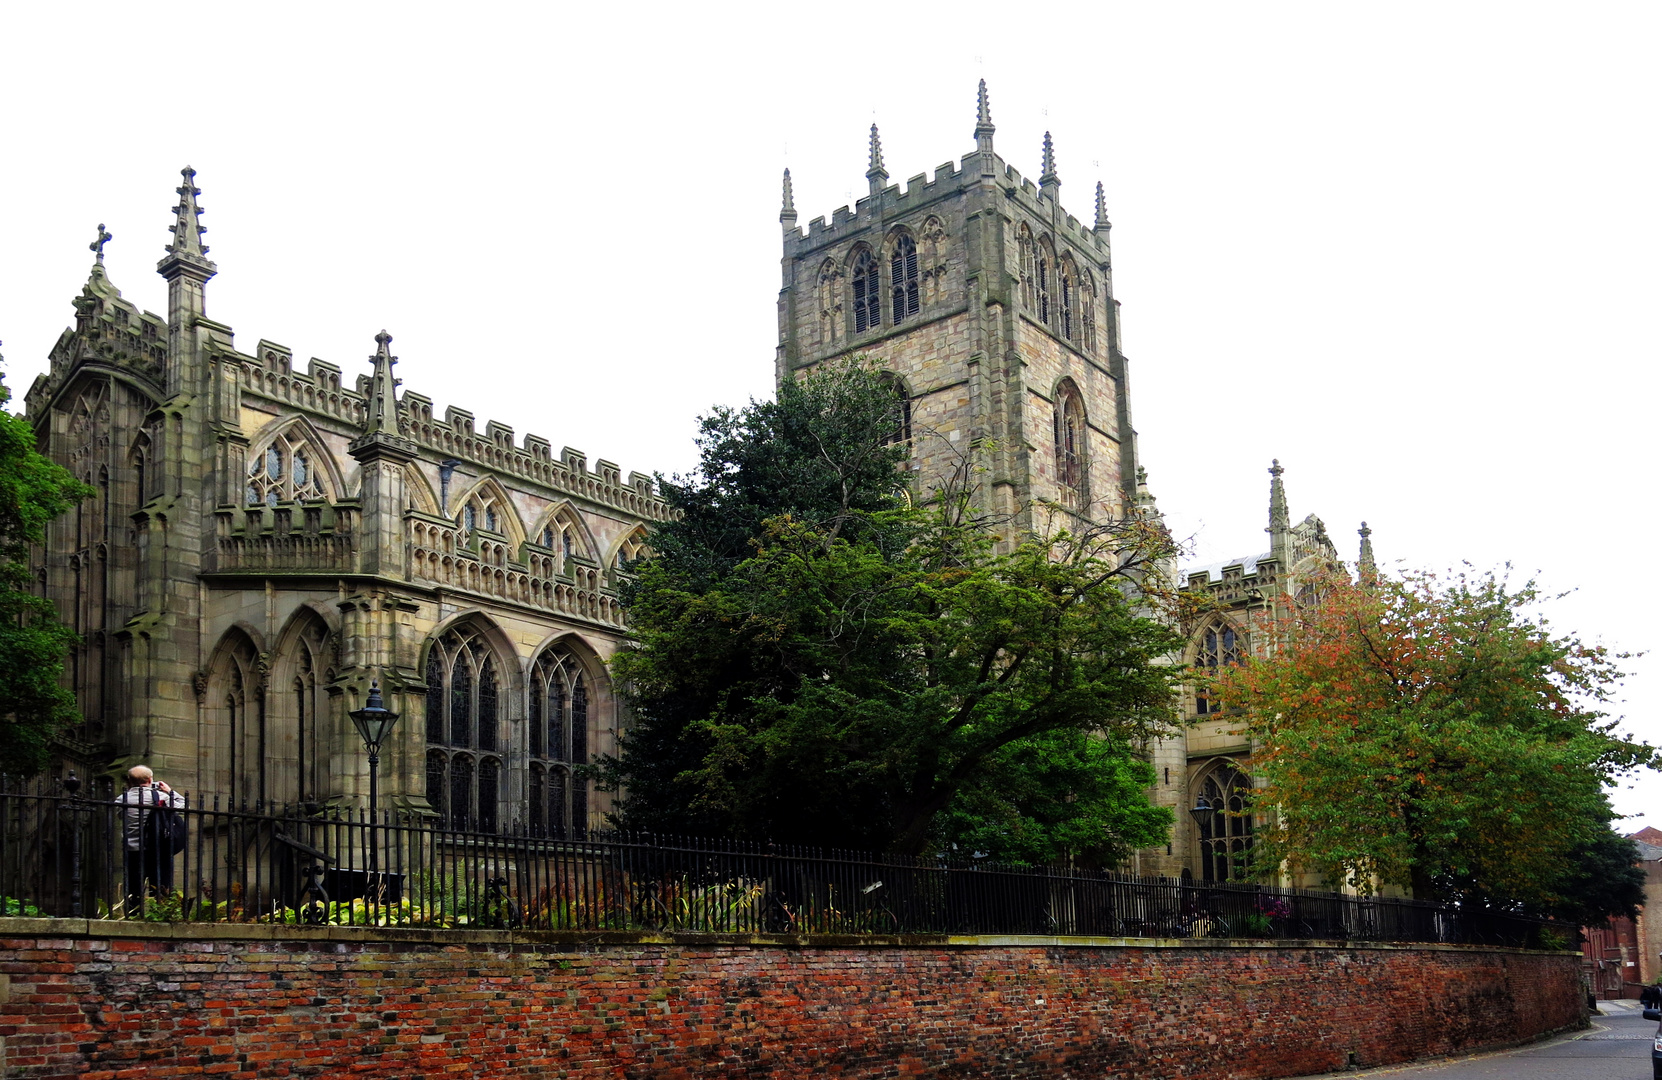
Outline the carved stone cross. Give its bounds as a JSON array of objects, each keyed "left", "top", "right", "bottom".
[{"left": 90, "top": 223, "right": 113, "bottom": 263}]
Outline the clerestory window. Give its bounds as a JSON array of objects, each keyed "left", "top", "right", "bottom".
[
  {"left": 247, "top": 433, "right": 326, "bottom": 507},
  {"left": 1194, "top": 624, "right": 1242, "bottom": 716}
]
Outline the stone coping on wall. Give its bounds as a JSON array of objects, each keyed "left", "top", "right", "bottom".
[{"left": 0, "top": 916, "right": 1575, "bottom": 955}]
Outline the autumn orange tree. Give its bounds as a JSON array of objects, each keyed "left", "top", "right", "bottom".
[{"left": 1210, "top": 567, "right": 1653, "bottom": 917}]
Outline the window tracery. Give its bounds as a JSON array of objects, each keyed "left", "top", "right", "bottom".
[
  {"left": 919, "top": 216, "right": 948, "bottom": 308},
  {"left": 1059, "top": 256, "right": 1077, "bottom": 341},
  {"left": 1016, "top": 224, "right": 1036, "bottom": 311},
  {"left": 247, "top": 430, "right": 326, "bottom": 506},
  {"left": 1194, "top": 622, "right": 1242, "bottom": 716},
  {"left": 890, "top": 232, "right": 919, "bottom": 324},
  {"left": 880, "top": 374, "right": 911, "bottom": 448},
  {"left": 816, "top": 260, "right": 842, "bottom": 347},
  {"left": 527, "top": 647, "right": 591, "bottom": 839},
  {"left": 424, "top": 628, "right": 503, "bottom": 833},
  {"left": 1195, "top": 765, "right": 1253, "bottom": 882},
  {"left": 1079, "top": 269, "right": 1098, "bottom": 353},
  {"left": 1036, "top": 241, "right": 1054, "bottom": 325},
  {"left": 614, "top": 528, "right": 649, "bottom": 569},
  {"left": 1052, "top": 380, "right": 1087, "bottom": 509}
]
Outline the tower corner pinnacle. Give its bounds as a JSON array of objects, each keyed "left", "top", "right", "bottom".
[{"left": 866, "top": 124, "right": 888, "bottom": 196}]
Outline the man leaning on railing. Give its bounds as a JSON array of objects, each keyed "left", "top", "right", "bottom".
[{"left": 114, "top": 766, "right": 185, "bottom": 910}]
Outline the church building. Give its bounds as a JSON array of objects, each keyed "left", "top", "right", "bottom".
[
  {"left": 775, "top": 81, "right": 1376, "bottom": 881},
  {"left": 22, "top": 83, "right": 1375, "bottom": 880},
  {"left": 24, "top": 170, "right": 662, "bottom": 834}
]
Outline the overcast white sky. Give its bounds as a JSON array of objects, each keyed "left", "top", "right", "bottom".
[{"left": 3, "top": 3, "right": 1659, "bottom": 818}]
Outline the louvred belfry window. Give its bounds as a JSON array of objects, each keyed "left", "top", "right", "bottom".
[
  {"left": 1037, "top": 257, "right": 1051, "bottom": 324},
  {"left": 852, "top": 248, "right": 879, "bottom": 333},
  {"left": 890, "top": 234, "right": 919, "bottom": 323}
]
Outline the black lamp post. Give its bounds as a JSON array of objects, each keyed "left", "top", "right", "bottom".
[{"left": 349, "top": 681, "right": 400, "bottom": 873}]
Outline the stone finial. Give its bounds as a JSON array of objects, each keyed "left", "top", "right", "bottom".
[
  {"left": 780, "top": 168, "right": 797, "bottom": 231},
  {"left": 1267, "top": 458, "right": 1291, "bottom": 556},
  {"left": 90, "top": 223, "right": 113, "bottom": 265},
  {"left": 364, "top": 330, "right": 403, "bottom": 438},
  {"left": 1039, "top": 132, "right": 1060, "bottom": 196},
  {"left": 974, "top": 79, "right": 996, "bottom": 154},
  {"left": 157, "top": 166, "right": 217, "bottom": 284},
  {"left": 1358, "top": 522, "right": 1378, "bottom": 582},
  {"left": 167, "top": 167, "right": 208, "bottom": 257},
  {"left": 866, "top": 123, "right": 888, "bottom": 196},
  {"left": 1133, "top": 464, "right": 1162, "bottom": 519},
  {"left": 1094, "top": 182, "right": 1110, "bottom": 234}
]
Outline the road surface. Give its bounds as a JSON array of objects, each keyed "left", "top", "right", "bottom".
[{"left": 1298, "top": 999, "right": 1655, "bottom": 1079}]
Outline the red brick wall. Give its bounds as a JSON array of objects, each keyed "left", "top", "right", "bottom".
[{"left": 0, "top": 923, "right": 1586, "bottom": 1079}]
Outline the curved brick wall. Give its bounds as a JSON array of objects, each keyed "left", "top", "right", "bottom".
[{"left": 0, "top": 920, "right": 1586, "bottom": 1079}]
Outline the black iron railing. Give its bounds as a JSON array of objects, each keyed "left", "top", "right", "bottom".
[{"left": 0, "top": 784, "right": 1572, "bottom": 948}]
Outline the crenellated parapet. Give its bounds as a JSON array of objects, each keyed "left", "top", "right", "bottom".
[{"left": 228, "top": 347, "right": 666, "bottom": 520}]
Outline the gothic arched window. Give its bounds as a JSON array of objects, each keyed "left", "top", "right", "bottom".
[
  {"left": 1194, "top": 623, "right": 1243, "bottom": 716},
  {"left": 890, "top": 232, "right": 919, "bottom": 324},
  {"left": 614, "top": 528, "right": 649, "bottom": 570},
  {"left": 851, "top": 247, "right": 879, "bottom": 334},
  {"left": 1059, "top": 258, "right": 1076, "bottom": 341},
  {"left": 1195, "top": 766, "right": 1254, "bottom": 882},
  {"left": 1017, "top": 224, "right": 1037, "bottom": 311},
  {"left": 247, "top": 430, "right": 326, "bottom": 506},
  {"left": 423, "top": 628, "right": 504, "bottom": 833},
  {"left": 527, "top": 647, "right": 592, "bottom": 839},
  {"left": 1053, "top": 380, "right": 1087, "bottom": 509},
  {"left": 1079, "top": 270, "right": 1098, "bottom": 353},
  {"left": 816, "top": 260, "right": 842, "bottom": 347},
  {"left": 880, "top": 375, "right": 911, "bottom": 448},
  {"left": 1037, "top": 243, "right": 1056, "bottom": 326}
]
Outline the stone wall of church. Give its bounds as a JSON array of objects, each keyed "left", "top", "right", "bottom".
[{"left": 1011, "top": 314, "right": 1123, "bottom": 519}]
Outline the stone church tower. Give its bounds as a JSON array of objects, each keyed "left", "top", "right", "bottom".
[
  {"left": 776, "top": 82, "right": 1140, "bottom": 535},
  {"left": 25, "top": 170, "right": 663, "bottom": 836}
]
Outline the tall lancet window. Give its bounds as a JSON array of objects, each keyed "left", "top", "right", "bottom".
[
  {"left": 851, "top": 247, "right": 879, "bottom": 334},
  {"left": 1037, "top": 251, "right": 1052, "bottom": 325},
  {"left": 528, "top": 647, "right": 593, "bottom": 840},
  {"left": 1053, "top": 380, "right": 1088, "bottom": 510},
  {"left": 423, "top": 628, "right": 504, "bottom": 833},
  {"left": 890, "top": 233, "right": 919, "bottom": 324},
  {"left": 1059, "top": 259, "right": 1076, "bottom": 341}
]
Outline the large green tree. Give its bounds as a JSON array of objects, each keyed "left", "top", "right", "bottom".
[
  {"left": 600, "top": 360, "right": 1181, "bottom": 860},
  {"left": 1210, "top": 567, "right": 1652, "bottom": 918},
  {"left": 0, "top": 361, "right": 93, "bottom": 774}
]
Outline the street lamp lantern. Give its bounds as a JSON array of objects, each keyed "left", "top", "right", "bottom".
[
  {"left": 349, "top": 680, "right": 400, "bottom": 875},
  {"left": 349, "top": 681, "right": 399, "bottom": 759},
  {"left": 1188, "top": 795, "right": 1215, "bottom": 828}
]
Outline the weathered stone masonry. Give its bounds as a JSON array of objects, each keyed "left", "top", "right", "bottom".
[{"left": 0, "top": 922, "right": 1586, "bottom": 1079}]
